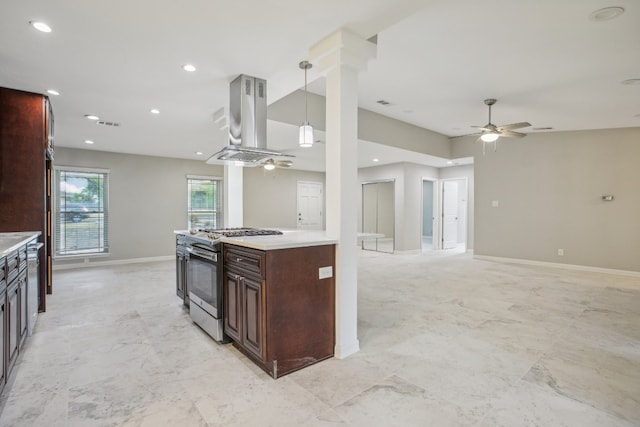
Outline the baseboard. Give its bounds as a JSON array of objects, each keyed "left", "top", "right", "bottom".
[
  {"left": 474, "top": 255, "right": 640, "bottom": 278},
  {"left": 53, "top": 255, "right": 174, "bottom": 271},
  {"left": 334, "top": 339, "right": 360, "bottom": 359}
]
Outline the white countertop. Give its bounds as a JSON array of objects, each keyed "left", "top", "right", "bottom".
[
  {"left": 175, "top": 229, "right": 337, "bottom": 251},
  {"left": 221, "top": 230, "right": 337, "bottom": 251},
  {"left": 0, "top": 232, "right": 41, "bottom": 257}
]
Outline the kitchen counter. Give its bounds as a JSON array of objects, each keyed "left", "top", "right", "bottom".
[
  {"left": 0, "top": 232, "right": 41, "bottom": 257},
  {"left": 174, "top": 229, "right": 337, "bottom": 251}
]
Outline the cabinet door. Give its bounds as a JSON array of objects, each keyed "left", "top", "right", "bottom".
[
  {"left": 243, "top": 276, "right": 264, "bottom": 360},
  {"left": 19, "top": 273, "right": 27, "bottom": 346},
  {"left": 176, "top": 252, "right": 185, "bottom": 299},
  {"left": 7, "top": 284, "right": 19, "bottom": 372},
  {"left": 223, "top": 270, "right": 242, "bottom": 342},
  {"left": 0, "top": 294, "right": 5, "bottom": 388}
]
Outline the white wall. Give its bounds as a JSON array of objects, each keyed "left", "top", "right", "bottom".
[
  {"left": 243, "top": 167, "right": 326, "bottom": 229},
  {"left": 472, "top": 127, "right": 640, "bottom": 272},
  {"left": 54, "top": 147, "right": 224, "bottom": 265},
  {"left": 268, "top": 90, "right": 451, "bottom": 159}
]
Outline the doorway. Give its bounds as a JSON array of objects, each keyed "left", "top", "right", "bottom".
[
  {"left": 441, "top": 178, "right": 468, "bottom": 251},
  {"left": 297, "top": 181, "right": 323, "bottom": 230},
  {"left": 361, "top": 181, "right": 395, "bottom": 253},
  {"left": 421, "top": 179, "right": 436, "bottom": 251}
]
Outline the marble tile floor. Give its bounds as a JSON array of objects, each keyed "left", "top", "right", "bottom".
[{"left": 1, "top": 250, "right": 639, "bottom": 426}]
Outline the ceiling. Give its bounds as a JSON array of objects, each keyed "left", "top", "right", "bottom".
[{"left": 1, "top": 0, "right": 638, "bottom": 172}]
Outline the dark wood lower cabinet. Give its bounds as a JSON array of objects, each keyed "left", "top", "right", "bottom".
[
  {"left": 241, "top": 275, "right": 263, "bottom": 360},
  {"left": 223, "top": 270, "right": 242, "bottom": 342},
  {"left": 223, "top": 243, "right": 335, "bottom": 378},
  {"left": 6, "top": 280, "right": 19, "bottom": 377},
  {"left": 0, "top": 288, "right": 6, "bottom": 394},
  {"left": 2, "top": 244, "right": 29, "bottom": 390}
]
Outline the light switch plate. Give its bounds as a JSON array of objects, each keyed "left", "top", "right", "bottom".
[
  {"left": 491, "top": 200, "right": 499, "bottom": 207},
  {"left": 319, "top": 266, "right": 333, "bottom": 279}
]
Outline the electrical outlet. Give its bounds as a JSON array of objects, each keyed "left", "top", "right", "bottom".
[
  {"left": 557, "top": 249, "right": 564, "bottom": 256},
  {"left": 319, "top": 266, "right": 333, "bottom": 279}
]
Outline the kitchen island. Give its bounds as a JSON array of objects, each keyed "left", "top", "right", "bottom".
[{"left": 176, "top": 229, "right": 337, "bottom": 378}]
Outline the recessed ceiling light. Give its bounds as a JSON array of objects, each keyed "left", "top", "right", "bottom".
[
  {"left": 195, "top": 151, "right": 203, "bottom": 156},
  {"left": 84, "top": 114, "right": 99, "bottom": 120},
  {"left": 183, "top": 64, "right": 196, "bottom": 72},
  {"left": 29, "top": 21, "right": 52, "bottom": 33},
  {"left": 372, "top": 158, "right": 379, "bottom": 162},
  {"left": 447, "top": 161, "right": 454, "bottom": 165},
  {"left": 46, "top": 89, "right": 59, "bottom": 96},
  {"left": 84, "top": 140, "right": 94, "bottom": 145},
  {"left": 150, "top": 108, "right": 160, "bottom": 114},
  {"left": 621, "top": 79, "right": 640, "bottom": 86},
  {"left": 589, "top": 7, "right": 624, "bottom": 22}
]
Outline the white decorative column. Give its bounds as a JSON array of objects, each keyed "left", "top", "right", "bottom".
[
  {"left": 223, "top": 165, "right": 243, "bottom": 228},
  {"left": 309, "top": 29, "right": 376, "bottom": 359}
]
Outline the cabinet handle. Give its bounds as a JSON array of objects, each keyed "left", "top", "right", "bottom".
[{"left": 235, "top": 257, "right": 244, "bottom": 263}]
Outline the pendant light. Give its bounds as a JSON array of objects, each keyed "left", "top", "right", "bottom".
[{"left": 299, "top": 60, "right": 313, "bottom": 148}]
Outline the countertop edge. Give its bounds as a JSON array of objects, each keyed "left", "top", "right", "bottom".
[
  {"left": 173, "top": 230, "right": 337, "bottom": 250},
  {"left": 220, "top": 237, "right": 337, "bottom": 251},
  {"left": 0, "top": 232, "right": 42, "bottom": 257}
]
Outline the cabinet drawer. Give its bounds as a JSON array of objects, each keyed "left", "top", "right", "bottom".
[
  {"left": 6, "top": 250, "right": 20, "bottom": 283},
  {"left": 18, "top": 246, "right": 27, "bottom": 272},
  {"left": 224, "top": 246, "right": 265, "bottom": 278}
]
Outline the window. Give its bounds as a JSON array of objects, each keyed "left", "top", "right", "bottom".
[
  {"left": 54, "top": 167, "right": 109, "bottom": 257},
  {"left": 187, "top": 176, "right": 222, "bottom": 229}
]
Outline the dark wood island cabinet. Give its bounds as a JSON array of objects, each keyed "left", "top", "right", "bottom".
[{"left": 223, "top": 243, "right": 336, "bottom": 378}]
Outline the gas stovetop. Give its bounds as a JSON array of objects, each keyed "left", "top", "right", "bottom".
[{"left": 195, "top": 227, "right": 283, "bottom": 239}]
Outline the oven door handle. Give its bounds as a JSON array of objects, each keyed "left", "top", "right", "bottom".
[{"left": 186, "top": 247, "right": 218, "bottom": 262}]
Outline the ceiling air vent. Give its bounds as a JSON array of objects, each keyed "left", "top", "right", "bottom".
[
  {"left": 96, "top": 120, "right": 120, "bottom": 127},
  {"left": 376, "top": 99, "right": 391, "bottom": 106}
]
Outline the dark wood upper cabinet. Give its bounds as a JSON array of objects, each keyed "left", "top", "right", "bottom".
[{"left": 0, "top": 87, "right": 53, "bottom": 311}]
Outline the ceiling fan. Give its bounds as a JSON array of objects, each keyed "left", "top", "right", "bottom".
[
  {"left": 262, "top": 158, "right": 293, "bottom": 170},
  {"left": 471, "top": 99, "right": 531, "bottom": 154}
]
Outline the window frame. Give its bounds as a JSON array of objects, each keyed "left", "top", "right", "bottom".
[
  {"left": 53, "top": 165, "right": 110, "bottom": 259},
  {"left": 187, "top": 174, "right": 223, "bottom": 230}
]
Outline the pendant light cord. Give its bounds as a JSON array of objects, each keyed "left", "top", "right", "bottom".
[{"left": 304, "top": 65, "right": 308, "bottom": 124}]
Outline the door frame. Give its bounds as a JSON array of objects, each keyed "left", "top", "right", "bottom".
[
  {"left": 439, "top": 177, "right": 469, "bottom": 251},
  {"left": 421, "top": 178, "right": 438, "bottom": 251}
]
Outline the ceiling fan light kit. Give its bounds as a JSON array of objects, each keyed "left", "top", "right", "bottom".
[
  {"left": 471, "top": 98, "right": 531, "bottom": 154},
  {"left": 299, "top": 60, "right": 314, "bottom": 148},
  {"left": 263, "top": 159, "right": 276, "bottom": 170}
]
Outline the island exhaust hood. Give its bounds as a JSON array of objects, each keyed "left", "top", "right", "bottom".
[{"left": 207, "top": 75, "right": 292, "bottom": 166}]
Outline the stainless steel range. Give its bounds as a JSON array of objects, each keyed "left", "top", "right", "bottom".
[{"left": 181, "top": 227, "right": 282, "bottom": 342}]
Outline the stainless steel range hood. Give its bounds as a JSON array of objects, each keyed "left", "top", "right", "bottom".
[{"left": 207, "top": 75, "right": 291, "bottom": 166}]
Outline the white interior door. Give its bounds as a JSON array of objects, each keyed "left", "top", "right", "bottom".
[
  {"left": 297, "top": 181, "right": 323, "bottom": 230},
  {"left": 442, "top": 180, "right": 458, "bottom": 249}
]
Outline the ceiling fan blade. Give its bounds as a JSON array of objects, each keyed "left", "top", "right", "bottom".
[
  {"left": 498, "top": 122, "right": 531, "bottom": 131},
  {"left": 499, "top": 130, "right": 527, "bottom": 138},
  {"left": 275, "top": 160, "right": 293, "bottom": 168},
  {"left": 471, "top": 126, "right": 493, "bottom": 133}
]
